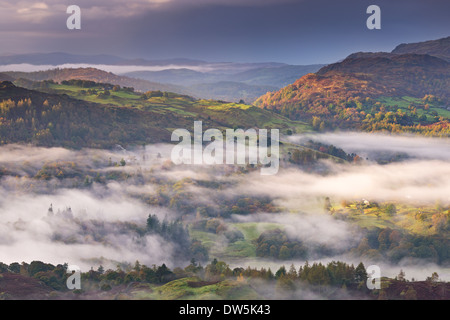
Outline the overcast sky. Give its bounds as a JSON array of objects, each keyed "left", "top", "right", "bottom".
[{"left": 0, "top": 0, "right": 449, "bottom": 64}]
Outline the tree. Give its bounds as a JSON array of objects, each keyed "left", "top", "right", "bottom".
[
  {"left": 378, "top": 228, "right": 392, "bottom": 251},
  {"left": 275, "top": 266, "right": 286, "bottom": 279},
  {"left": 146, "top": 214, "right": 161, "bottom": 232},
  {"left": 312, "top": 116, "right": 321, "bottom": 130},
  {"left": 319, "top": 121, "right": 326, "bottom": 131},
  {"left": 8, "top": 262, "right": 21, "bottom": 273},
  {"left": 155, "top": 264, "right": 172, "bottom": 283},
  {"left": 269, "top": 245, "right": 278, "bottom": 258},
  {"left": 432, "top": 213, "right": 448, "bottom": 232},
  {"left": 287, "top": 264, "right": 297, "bottom": 279},
  {"left": 397, "top": 269, "right": 406, "bottom": 282},
  {"left": 278, "top": 246, "right": 291, "bottom": 260},
  {"left": 426, "top": 272, "right": 439, "bottom": 283},
  {"left": 354, "top": 262, "right": 367, "bottom": 284},
  {"left": 0, "top": 262, "right": 8, "bottom": 273},
  {"left": 28, "top": 261, "right": 54, "bottom": 276},
  {"left": 384, "top": 203, "right": 397, "bottom": 216},
  {"left": 97, "top": 265, "right": 105, "bottom": 274}
]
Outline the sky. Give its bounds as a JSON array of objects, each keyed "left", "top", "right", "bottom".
[{"left": 0, "top": 0, "right": 449, "bottom": 64}]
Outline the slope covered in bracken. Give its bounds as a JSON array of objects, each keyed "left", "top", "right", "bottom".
[{"left": 255, "top": 53, "right": 450, "bottom": 136}]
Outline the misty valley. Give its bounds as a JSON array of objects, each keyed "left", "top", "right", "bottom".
[
  {"left": 0, "top": 32, "right": 449, "bottom": 301},
  {"left": 0, "top": 132, "right": 449, "bottom": 300}
]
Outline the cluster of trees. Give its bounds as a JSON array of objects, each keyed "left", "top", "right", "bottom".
[
  {"left": 289, "top": 148, "right": 328, "bottom": 166},
  {"left": 287, "top": 143, "right": 360, "bottom": 167},
  {"left": 146, "top": 214, "right": 190, "bottom": 244},
  {"left": 256, "top": 69, "right": 450, "bottom": 136},
  {"left": 269, "top": 96, "right": 449, "bottom": 136},
  {"left": 59, "top": 80, "right": 135, "bottom": 93},
  {"left": 353, "top": 227, "right": 450, "bottom": 264},
  {"left": 191, "top": 218, "right": 245, "bottom": 243},
  {"left": 0, "top": 260, "right": 177, "bottom": 294},
  {"left": 34, "top": 161, "right": 81, "bottom": 180},
  {"left": 201, "top": 258, "right": 370, "bottom": 293},
  {"left": 0, "top": 258, "right": 366, "bottom": 293},
  {"left": 255, "top": 229, "right": 308, "bottom": 260},
  {"left": 146, "top": 178, "right": 277, "bottom": 217},
  {"left": 13, "top": 79, "right": 56, "bottom": 90},
  {"left": 1, "top": 258, "right": 446, "bottom": 299},
  {"left": 253, "top": 222, "right": 450, "bottom": 265},
  {"left": 303, "top": 140, "right": 360, "bottom": 162},
  {"left": 146, "top": 214, "right": 208, "bottom": 262},
  {"left": 140, "top": 90, "right": 192, "bottom": 100},
  {"left": 189, "top": 197, "right": 277, "bottom": 218},
  {"left": 61, "top": 79, "right": 109, "bottom": 89},
  {"left": 0, "top": 83, "right": 172, "bottom": 148}
]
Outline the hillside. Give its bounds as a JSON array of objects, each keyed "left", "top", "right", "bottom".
[
  {"left": 124, "top": 64, "right": 324, "bottom": 88},
  {"left": 187, "top": 81, "right": 278, "bottom": 103},
  {"left": 4, "top": 67, "right": 288, "bottom": 103},
  {"left": 0, "top": 81, "right": 172, "bottom": 148},
  {"left": 316, "top": 53, "right": 449, "bottom": 100},
  {"left": 0, "top": 80, "right": 309, "bottom": 148},
  {"left": 255, "top": 53, "right": 450, "bottom": 136},
  {"left": 123, "top": 64, "right": 323, "bottom": 102},
  {"left": 392, "top": 36, "right": 450, "bottom": 62},
  {"left": 4, "top": 68, "right": 186, "bottom": 95},
  {"left": 0, "top": 73, "right": 14, "bottom": 81}
]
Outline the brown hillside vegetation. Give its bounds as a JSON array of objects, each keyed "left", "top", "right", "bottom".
[
  {"left": 255, "top": 53, "right": 450, "bottom": 135},
  {"left": 0, "top": 273, "right": 53, "bottom": 299},
  {"left": 316, "top": 53, "right": 449, "bottom": 100},
  {"left": 381, "top": 280, "right": 449, "bottom": 300}
]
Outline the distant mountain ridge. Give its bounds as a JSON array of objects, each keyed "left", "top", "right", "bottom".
[
  {"left": 347, "top": 36, "right": 450, "bottom": 62},
  {"left": 3, "top": 68, "right": 187, "bottom": 95},
  {"left": 122, "top": 64, "right": 324, "bottom": 102},
  {"left": 3, "top": 64, "right": 324, "bottom": 103},
  {"left": 315, "top": 53, "right": 449, "bottom": 101},
  {"left": 0, "top": 53, "right": 323, "bottom": 102},
  {"left": 0, "top": 73, "right": 14, "bottom": 81},
  {"left": 392, "top": 36, "right": 450, "bottom": 62}
]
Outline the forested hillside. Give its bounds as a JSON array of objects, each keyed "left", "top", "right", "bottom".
[{"left": 255, "top": 53, "right": 450, "bottom": 136}]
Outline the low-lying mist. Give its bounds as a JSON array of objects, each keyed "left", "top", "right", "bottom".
[
  {"left": 0, "top": 131, "right": 449, "bottom": 280},
  {"left": 288, "top": 132, "right": 450, "bottom": 161}
]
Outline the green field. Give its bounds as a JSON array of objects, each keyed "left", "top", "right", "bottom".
[
  {"left": 377, "top": 96, "right": 450, "bottom": 121},
  {"left": 334, "top": 201, "right": 449, "bottom": 237},
  {"left": 39, "top": 82, "right": 311, "bottom": 134},
  {"left": 131, "top": 277, "right": 260, "bottom": 300},
  {"left": 190, "top": 222, "right": 282, "bottom": 261}
]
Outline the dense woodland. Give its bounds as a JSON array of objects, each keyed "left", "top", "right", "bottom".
[
  {"left": 0, "top": 81, "right": 173, "bottom": 147},
  {"left": 0, "top": 257, "right": 447, "bottom": 300}
]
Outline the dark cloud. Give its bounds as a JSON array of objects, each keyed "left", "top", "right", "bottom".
[{"left": 0, "top": 0, "right": 449, "bottom": 68}]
